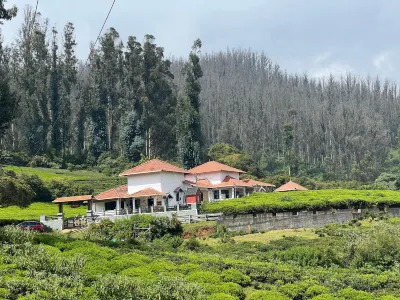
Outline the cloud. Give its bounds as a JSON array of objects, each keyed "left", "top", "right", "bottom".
[
  {"left": 313, "top": 52, "right": 332, "bottom": 64},
  {"left": 310, "top": 62, "right": 353, "bottom": 79},
  {"left": 373, "top": 51, "right": 393, "bottom": 71}
]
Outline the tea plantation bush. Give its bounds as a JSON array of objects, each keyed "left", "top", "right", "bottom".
[
  {"left": 2, "top": 220, "right": 400, "bottom": 298},
  {"left": 202, "top": 189, "right": 400, "bottom": 215}
]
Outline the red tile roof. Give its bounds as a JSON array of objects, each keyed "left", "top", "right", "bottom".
[
  {"left": 95, "top": 185, "right": 130, "bottom": 200},
  {"left": 274, "top": 181, "right": 308, "bottom": 192},
  {"left": 53, "top": 195, "right": 93, "bottom": 203},
  {"left": 185, "top": 176, "right": 254, "bottom": 189},
  {"left": 129, "top": 187, "right": 164, "bottom": 198},
  {"left": 188, "top": 161, "right": 245, "bottom": 174},
  {"left": 213, "top": 176, "right": 253, "bottom": 188},
  {"left": 243, "top": 179, "right": 275, "bottom": 187},
  {"left": 120, "top": 159, "right": 187, "bottom": 176}
]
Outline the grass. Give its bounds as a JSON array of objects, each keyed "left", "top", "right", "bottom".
[
  {"left": 234, "top": 228, "right": 318, "bottom": 243},
  {"left": 202, "top": 189, "right": 400, "bottom": 215},
  {"left": 200, "top": 227, "right": 318, "bottom": 246},
  {"left": 4, "top": 165, "right": 121, "bottom": 194},
  {"left": 0, "top": 202, "right": 87, "bottom": 221},
  {"left": 4, "top": 165, "right": 113, "bottom": 181}
]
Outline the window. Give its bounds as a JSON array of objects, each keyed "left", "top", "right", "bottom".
[
  {"left": 213, "top": 190, "right": 219, "bottom": 200},
  {"left": 105, "top": 201, "right": 116, "bottom": 211}
]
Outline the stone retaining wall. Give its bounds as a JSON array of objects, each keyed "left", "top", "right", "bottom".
[{"left": 217, "top": 207, "right": 400, "bottom": 232}]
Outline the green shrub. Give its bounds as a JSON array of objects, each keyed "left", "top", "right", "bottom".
[
  {"left": 0, "top": 225, "right": 34, "bottom": 244},
  {"left": 247, "top": 290, "right": 290, "bottom": 300},
  {"left": 203, "top": 282, "right": 244, "bottom": 299},
  {"left": 207, "top": 293, "right": 237, "bottom": 300},
  {"left": 349, "top": 223, "right": 400, "bottom": 268},
  {"left": 279, "top": 283, "right": 306, "bottom": 300},
  {"left": 220, "top": 268, "right": 251, "bottom": 286},
  {"left": 305, "top": 285, "right": 330, "bottom": 298},
  {"left": 184, "top": 236, "right": 202, "bottom": 251},
  {"left": 340, "top": 287, "right": 374, "bottom": 300},
  {"left": 18, "top": 174, "right": 52, "bottom": 202},
  {"left": 311, "top": 295, "right": 342, "bottom": 300},
  {"left": 187, "top": 271, "right": 221, "bottom": 284},
  {"left": 0, "top": 175, "right": 35, "bottom": 207}
]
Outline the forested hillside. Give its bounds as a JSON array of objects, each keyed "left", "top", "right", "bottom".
[{"left": 1, "top": 6, "right": 400, "bottom": 182}]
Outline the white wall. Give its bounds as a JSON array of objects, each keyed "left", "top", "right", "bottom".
[
  {"left": 160, "top": 171, "right": 185, "bottom": 207},
  {"left": 127, "top": 172, "right": 162, "bottom": 194},
  {"left": 92, "top": 201, "right": 105, "bottom": 213}
]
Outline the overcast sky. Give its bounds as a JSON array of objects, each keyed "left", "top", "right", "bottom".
[{"left": 2, "top": 0, "right": 399, "bottom": 82}]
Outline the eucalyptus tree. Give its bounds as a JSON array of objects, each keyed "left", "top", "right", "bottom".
[
  {"left": 177, "top": 39, "right": 203, "bottom": 169},
  {"left": 0, "top": 0, "right": 17, "bottom": 138},
  {"left": 141, "top": 34, "right": 176, "bottom": 159}
]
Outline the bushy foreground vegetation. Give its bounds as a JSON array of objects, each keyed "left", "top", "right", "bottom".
[
  {"left": 203, "top": 190, "right": 400, "bottom": 215},
  {"left": 1, "top": 215, "right": 400, "bottom": 299}
]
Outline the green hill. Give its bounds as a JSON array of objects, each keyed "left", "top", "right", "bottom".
[{"left": 3, "top": 165, "right": 121, "bottom": 194}]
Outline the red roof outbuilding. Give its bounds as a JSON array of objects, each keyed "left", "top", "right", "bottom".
[{"left": 274, "top": 181, "right": 308, "bottom": 192}]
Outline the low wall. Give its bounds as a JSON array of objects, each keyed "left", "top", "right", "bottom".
[
  {"left": 217, "top": 207, "right": 400, "bottom": 232},
  {"left": 40, "top": 215, "right": 63, "bottom": 231}
]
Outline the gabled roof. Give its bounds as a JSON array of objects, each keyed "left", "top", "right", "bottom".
[
  {"left": 95, "top": 185, "right": 130, "bottom": 200},
  {"left": 188, "top": 161, "right": 245, "bottom": 174},
  {"left": 243, "top": 179, "right": 275, "bottom": 187},
  {"left": 53, "top": 195, "right": 94, "bottom": 203},
  {"left": 186, "top": 178, "right": 214, "bottom": 188},
  {"left": 120, "top": 159, "right": 187, "bottom": 176},
  {"left": 213, "top": 176, "right": 253, "bottom": 188},
  {"left": 130, "top": 187, "right": 164, "bottom": 198},
  {"left": 274, "top": 181, "right": 308, "bottom": 192}
]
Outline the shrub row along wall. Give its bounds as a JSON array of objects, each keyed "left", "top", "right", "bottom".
[{"left": 217, "top": 207, "right": 400, "bottom": 232}]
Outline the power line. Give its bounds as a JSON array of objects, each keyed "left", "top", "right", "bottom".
[
  {"left": 32, "top": 0, "right": 116, "bottom": 157},
  {"left": 84, "top": 0, "right": 116, "bottom": 67}
]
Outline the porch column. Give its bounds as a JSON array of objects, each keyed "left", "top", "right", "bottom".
[
  {"left": 231, "top": 188, "right": 235, "bottom": 199},
  {"left": 116, "top": 198, "right": 121, "bottom": 215},
  {"left": 243, "top": 188, "right": 246, "bottom": 197},
  {"left": 219, "top": 189, "right": 222, "bottom": 200},
  {"left": 124, "top": 199, "right": 129, "bottom": 214},
  {"left": 58, "top": 203, "right": 63, "bottom": 214}
]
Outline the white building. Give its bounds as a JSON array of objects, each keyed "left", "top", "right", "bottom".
[{"left": 54, "top": 159, "right": 274, "bottom": 216}]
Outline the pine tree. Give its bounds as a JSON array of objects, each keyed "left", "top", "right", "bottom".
[{"left": 177, "top": 39, "right": 203, "bottom": 169}]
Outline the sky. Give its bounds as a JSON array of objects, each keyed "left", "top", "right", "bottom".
[{"left": 2, "top": 0, "right": 400, "bottom": 82}]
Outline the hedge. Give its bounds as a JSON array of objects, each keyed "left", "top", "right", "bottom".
[{"left": 202, "top": 190, "right": 400, "bottom": 215}]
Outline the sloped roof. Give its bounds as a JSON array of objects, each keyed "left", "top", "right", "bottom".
[
  {"left": 243, "top": 179, "right": 275, "bottom": 187},
  {"left": 188, "top": 161, "right": 245, "bottom": 174},
  {"left": 213, "top": 176, "right": 254, "bottom": 188},
  {"left": 53, "top": 195, "right": 93, "bottom": 203},
  {"left": 95, "top": 185, "right": 130, "bottom": 200},
  {"left": 274, "top": 181, "right": 308, "bottom": 192},
  {"left": 129, "top": 187, "right": 164, "bottom": 198},
  {"left": 120, "top": 159, "right": 187, "bottom": 176}
]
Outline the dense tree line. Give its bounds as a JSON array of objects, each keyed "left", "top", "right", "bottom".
[
  {"left": 1, "top": 6, "right": 400, "bottom": 181},
  {"left": 172, "top": 51, "right": 398, "bottom": 180}
]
